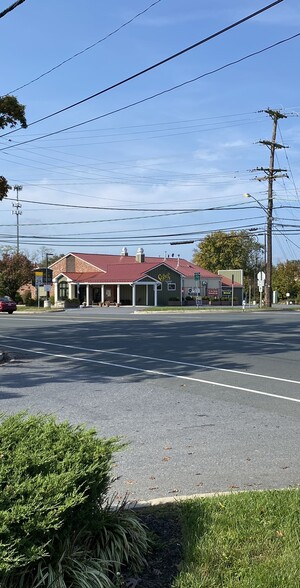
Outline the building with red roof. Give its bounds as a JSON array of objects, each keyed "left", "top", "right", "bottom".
[{"left": 47, "top": 247, "right": 243, "bottom": 307}]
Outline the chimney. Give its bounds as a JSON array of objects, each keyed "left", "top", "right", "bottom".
[
  {"left": 135, "top": 247, "right": 145, "bottom": 263},
  {"left": 121, "top": 247, "right": 128, "bottom": 257}
]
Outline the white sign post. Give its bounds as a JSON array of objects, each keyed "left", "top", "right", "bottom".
[{"left": 257, "top": 271, "right": 266, "bottom": 308}]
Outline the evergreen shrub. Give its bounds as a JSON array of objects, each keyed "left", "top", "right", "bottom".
[{"left": 0, "top": 413, "right": 148, "bottom": 587}]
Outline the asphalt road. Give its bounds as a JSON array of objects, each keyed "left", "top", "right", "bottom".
[{"left": 0, "top": 308, "right": 299, "bottom": 503}]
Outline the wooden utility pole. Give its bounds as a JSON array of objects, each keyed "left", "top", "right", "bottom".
[{"left": 254, "top": 109, "right": 288, "bottom": 307}]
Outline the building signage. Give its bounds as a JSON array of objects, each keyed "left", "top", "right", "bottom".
[
  {"left": 208, "top": 288, "right": 219, "bottom": 297},
  {"left": 33, "top": 268, "right": 53, "bottom": 287}
]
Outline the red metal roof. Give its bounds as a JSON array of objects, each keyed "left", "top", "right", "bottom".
[
  {"left": 55, "top": 252, "right": 242, "bottom": 286},
  {"left": 69, "top": 252, "right": 221, "bottom": 279},
  {"left": 221, "top": 276, "right": 243, "bottom": 287}
]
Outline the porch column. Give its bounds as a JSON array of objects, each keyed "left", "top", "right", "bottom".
[
  {"left": 132, "top": 284, "right": 136, "bottom": 306},
  {"left": 54, "top": 281, "right": 59, "bottom": 305},
  {"left": 154, "top": 284, "right": 158, "bottom": 307},
  {"left": 146, "top": 285, "right": 149, "bottom": 306},
  {"left": 101, "top": 285, "right": 105, "bottom": 304},
  {"left": 68, "top": 283, "right": 75, "bottom": 299},
  {"left": 86, "top": 284, "right": 90, "bottom": 305},
  {"left": 117, "top": 284, "right": 120, "bottom": 304}
]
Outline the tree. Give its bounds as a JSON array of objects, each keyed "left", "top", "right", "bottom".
[
  {"left": 0, "top": 95, "right": 27, "bottom": 200},
  {"left": 272, "top": 260, "right": 300, "bottom": 301},
  {"left": 0, "top": 251, "right": 34, "bottom": 299},
  {"left": 30, "top": 247, "right": 66, "bottom": 266},
  {"left": 192, "top": 230, "right": 264, "bottom": 276}
]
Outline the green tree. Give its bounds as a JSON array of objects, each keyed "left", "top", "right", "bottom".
[
  {"left": 192, "top": 230, "right": 263, "bottom": 276},
  {"left": 0, "top": 251, "right": 34, "bottom": 299},
  {"left": 272, "top": 260, "right": 300, "bottom": 300},
  {"left": 0, "top": 95, "right": 27, "bottom": 200}
]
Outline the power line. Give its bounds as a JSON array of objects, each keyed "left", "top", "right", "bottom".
[
  {"left": 5, "top": 197, "right": 250, "bottom": 213},
  {"left": 1, "top": 0, "right": 283, "bottom": 140},
  {"left": 5, "top": 0, "right": 163, "bottom": 94},
  {"left": 0, "top": 0, "right": 25, "bottom": 19},
  {"left": 1, "top": 30, "right": 298, "bottom": 152}
]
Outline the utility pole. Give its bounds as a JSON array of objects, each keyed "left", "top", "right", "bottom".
[
  {"left": 12, "top": 185, "right": 22, "bottom": 254},
  {"left": 254, "top": 109, "right": 288, "bottom": 307}
]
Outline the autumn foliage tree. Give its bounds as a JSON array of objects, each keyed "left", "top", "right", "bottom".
[
  {"left": 272, "top": 260, "right": 300, "bottom": 301},
  {"left": 192, "top": 230, "right": 264, "bottom": 276},
  {"left": 0, "top": 251, "right": 34, "bottom": 299},
  {"left": 0, "top": 95, "right": 27, "bottom": 200}
]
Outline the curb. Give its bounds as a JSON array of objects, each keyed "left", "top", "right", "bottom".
[{"left": 126, "top": 490, "right": 245, "bottom": 509}]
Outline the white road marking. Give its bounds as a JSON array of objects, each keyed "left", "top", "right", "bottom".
[
  {"left": 1, "top": 334, "right": 300, "bottom": 386},
  {"left": 223, "top": 337, "right": 294, "bottom": 346},
  {"left": 2, "top": 342, "right": 300, "bottom": 405}
]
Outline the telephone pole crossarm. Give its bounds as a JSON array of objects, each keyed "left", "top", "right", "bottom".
[{"left": 252, "top": 109, "right": 288, "bottom": 307}]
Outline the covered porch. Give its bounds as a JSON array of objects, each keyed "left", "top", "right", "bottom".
[{"left": 53, "top": 274, "right": 160, "bottom": 306}]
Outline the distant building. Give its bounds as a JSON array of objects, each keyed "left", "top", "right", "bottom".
[{"left": 20, "top": 249, "right": 243, "bottom": 306}]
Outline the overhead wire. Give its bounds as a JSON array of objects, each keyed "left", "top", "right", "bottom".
[
  {"left": 0, "top": 0, "right": 25, "bottom": 19},
  {"left": 5, "top": 0, "right": 163, "bottom": 94},
  {"left": 0, "top": 0, "right": 285, "bottom": 143},
  {"left": 1, "top": 30, "right": 298, "bottom": 152}
]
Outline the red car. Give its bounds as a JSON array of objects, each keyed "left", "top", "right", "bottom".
[{"left": 0, "top": 296, "right": 17, "bottom": 314}]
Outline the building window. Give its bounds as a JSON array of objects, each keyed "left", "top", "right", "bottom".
[
  {"left": 167, "top": 282, "right": 176, "bottom": 291},
  {"left": 58, "top": 281, "right": 68, "bottom": 299},
  {"left": 157, "top": 282, "right": 162, "bottom": 291}
]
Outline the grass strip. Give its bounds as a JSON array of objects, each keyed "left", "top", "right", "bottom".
[{"left": 172, "top": 489, "right": 300, "bottom": 588}]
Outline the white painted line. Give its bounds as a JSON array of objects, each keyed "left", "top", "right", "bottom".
[
  {"left": 224, "top": 337, "right": 292, "bottom": 346},
  {"left": 3, "top": 343, "right": 300, "bottom": 405},
  {"left": 1, "top": 334, "right": 300, "bottom": 386}
]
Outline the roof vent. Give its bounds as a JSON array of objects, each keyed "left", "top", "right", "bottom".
[
  {"left": 121, "top": 247, "right": 128, "bottom": 256},
  {"left": 136, "top": 247, "right": 145, "bottom": 263}
]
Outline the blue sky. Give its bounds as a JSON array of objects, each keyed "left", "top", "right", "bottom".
[{"left": 1, "top": 0, "right": 300, "bottom": 264}]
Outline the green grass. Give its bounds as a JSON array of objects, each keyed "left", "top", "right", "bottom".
[{"left": 172, "top": 489, "right": 300, "bottom": 588}]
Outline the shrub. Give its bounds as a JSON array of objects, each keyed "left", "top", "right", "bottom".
[
  {"left": 64, "top": 298, "right": 80, "bottom": 308},
  {"left": 14, "top": 293, "right": 23, "bottom": 304},
  {"left": 0, "top": 413, "right": 148, "bottom": 587},
  {"left": 22, "top": 291, "right": 36, "bottom": 306}
]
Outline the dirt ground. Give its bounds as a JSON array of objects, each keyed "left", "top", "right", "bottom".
[{"left": 123, "top": 506, "right": 183, "bottom": 588}]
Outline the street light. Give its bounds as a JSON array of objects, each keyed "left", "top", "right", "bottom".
[
  {"left": 244, "top": 193, "right": 273, "bottom": 307},
  {"left": 12, "top": 185, "right": 22, "bottom": 253}
]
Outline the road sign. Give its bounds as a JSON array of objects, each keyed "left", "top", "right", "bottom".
[
  {"left": 257, "top": 271, "right": 266, "bottom": 281},
  {"left": 35, "top": 271, "right": 44, "bottom": 287},
  {"left": 194, "top": 272, "right": 200, "bottom": 281},
  {"left": 258, "top": 285, "right": 264, "bottom": 293},
  {"left": 257, "top": 280, "right": 265, "bottom": 287}
]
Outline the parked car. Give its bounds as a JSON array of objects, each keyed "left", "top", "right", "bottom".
[{"left": 0, "top": 296, "right": 17, "bottom": 314}]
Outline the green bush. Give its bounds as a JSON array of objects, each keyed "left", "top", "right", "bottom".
[
  {"left": 14, "top": 293, "right": 23, "bottom": 304},
  {"left": 0, "top": 413, "right": 148, "bottom": 587},
  {"left": 22, "top": 291, "right": 36, "bottom": 306},
  {"left": 64, "top": 298, "right": 80, "bottom": 308}
]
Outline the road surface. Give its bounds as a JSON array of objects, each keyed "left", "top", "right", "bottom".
[{"left": 0, "top": 308, "right": 299, "bottom": 502}]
